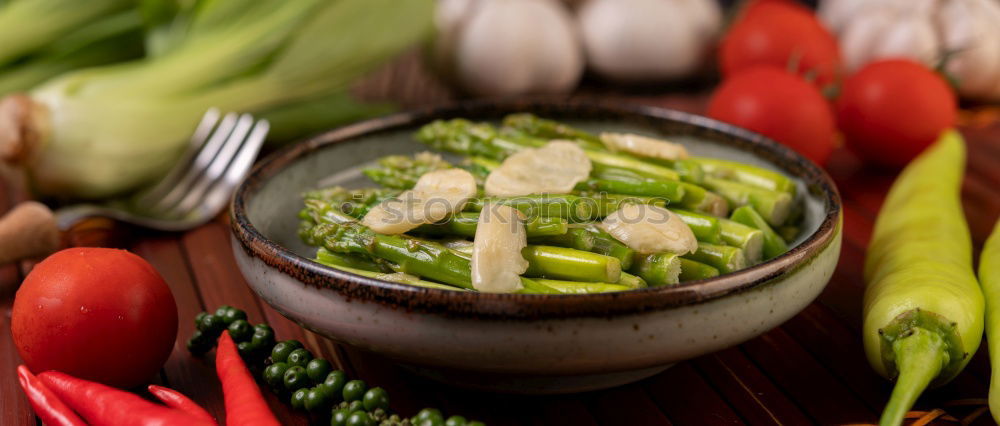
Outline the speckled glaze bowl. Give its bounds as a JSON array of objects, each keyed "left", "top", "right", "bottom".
[{"left": 230, "top": 100, "right": 842, "bottom": 394}]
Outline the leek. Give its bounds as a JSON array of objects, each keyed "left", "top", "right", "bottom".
[
  {"left": 0, "top": 9, "right": 144, "bottom": 95},
  {"left": 0, "top": 0, "right": 433, "bottom": 199}
]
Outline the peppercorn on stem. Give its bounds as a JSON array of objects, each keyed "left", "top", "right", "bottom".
[
  {"left": 678, "top": 258, "right": 719, "bottom": 282},
  {"left": 879, "top": 328, "right": 947, "bottom": 426}
]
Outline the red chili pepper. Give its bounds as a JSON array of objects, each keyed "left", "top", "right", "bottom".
[
  {"left": 148, "top": 385, "right": 217, "bottom": 424},
  {"left": 16, "top": 365, "right": 86, "bottom": 426},
  {"left": 216, "top": 331, "right": 280, "bottom": 426},
  {"left": 39, "top": 370, "right": 216, "bottom": 426}
]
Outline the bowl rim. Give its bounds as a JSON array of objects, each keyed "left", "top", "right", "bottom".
[{"left": 230, "top": 99, "right": 841, "bottom": 320}]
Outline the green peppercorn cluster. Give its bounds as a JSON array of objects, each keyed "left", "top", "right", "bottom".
[{"left": 187, "top": 305, "right": 484, "bottom": 426}]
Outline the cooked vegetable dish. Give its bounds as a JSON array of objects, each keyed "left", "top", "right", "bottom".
[{"left": 298, "top": 114, "right": 802, "bottom": 294}]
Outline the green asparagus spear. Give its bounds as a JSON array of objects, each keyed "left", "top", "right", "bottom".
[
  {"left": 531, "top": 226, "right": 635, "bottom": 270},
  {"left": 523, "top": 245, "right": 622, "bottom": 283},
  {"left": 718, "top": 218, "right": 765, "bottom": 265},
  {"left": 465, "top": 195, "right": 597, "bottom": 222},
  {"left": 668, "top": 209, "right": 723, "bottom": 244},
  {"left": 692, "top": 157, "right": 796, "bottom": 196},
  {"left": 319, "top": 263, "right": 467, "bottom": 291},
  {"left": 413, "top": 212, "right": 568, "bottom": 238},
  {"left": 778, "top": 225, "right": 800, "bottom": 244},
  {"left": 703, "top": 177, "right": 792, "bottom": 226},
  {"left": 532, "top": 279, "right": 633, "bottom": 294},
  {"left": 678, "top": 258, "right": 720, "bottom": 281},
  {"left": 502, "top": 113, "right": 606, "bottom": 150},
  {"left": 630, "top": 252, "right": 682, "bottom": 287},
  {"left": 730, "top": 205, "right": 789, "bottom": 260},
  {"left": 616, "top": 272, "right": 648, "bottom": 289},
  {"left": 579, "top": 167, "right": 685, "bottom": 203},
  {"left": 418, "top": 119, "right": 682, "bottom": 181},
  {"left": 363, "top": 152, "right": 453, "bottom": 189},
  {"left": 682, "top": 243, "right": 747, "bottom": 274},
  {"left": 677, "top": 182, "right": 729, "bottom": 216},
  {"left": 315, "top": 247, "right": 388, "bottom": 272},
  {"left": 307, "top": 210, "right": 571, "bottom": 293}
]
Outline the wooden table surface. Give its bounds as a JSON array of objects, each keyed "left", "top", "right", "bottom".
[{"left": 2, "top": 54, "right": 1000, "bottom": 425}]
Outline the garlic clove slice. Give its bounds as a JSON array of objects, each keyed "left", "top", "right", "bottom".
[
  {"left": 600, "top": 204, "right": 697, "bottom": 254},
  {"left": 600, "top": 132, "right": 689, "bottom": 161},
  {"left": 484, "top": 140, "right": 591, "bottom": 197},
  {"left": 363, "top": 168, "right": 476, "bottom": 234},
  {"left": 471, "top": 204, "right": 529, "bottom": 293}
]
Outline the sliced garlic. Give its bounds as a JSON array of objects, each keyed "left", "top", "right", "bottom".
[
  {"left": 600, "top": 204, "right": 697, "bottom": 254},
  {"left": 600, "top": 132, "right": 689, "bottom": 161},
  {"left": 471, "top": 204, "right": 529, "bottom": 293},
  {"left": 484, "top": 140, "right": 591, "bottom": 197},
  {"left": 362, "top": 168, "right": 476, "bottom": 234}
]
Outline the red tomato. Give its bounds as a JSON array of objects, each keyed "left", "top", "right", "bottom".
[
  {"left": 12, "top": 248, "right": 178, "bottom": 388},
  {"left": 720, "top": 1, "right": 841, "bottom": 87},
  {"left": 708, "top": 66, "right": 836, "bottom": 165},
  {"left": 836, "top": 59, "right": 957, "bottom": 168}
]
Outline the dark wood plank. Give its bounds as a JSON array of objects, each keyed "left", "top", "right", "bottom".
[
  {"left": 644, "top": 362, "right": 744, "bottom": 425},
  {"left": 531, "top": 397, "right": 599, "bottom": 426},
  {"left": 783, "top": 303, "right": 889, "bottom": 412},
  {"left": 131, "top": 236, "right": 226, "bottom": 422},
  {"left": 740, "top": 327, "right": 878, "bottom": 424},
  {"left": 693, "top": 348, "right": 812, "bottom": 425},
  {"left": 337, "top": 348, "right": 448, "bottom": 419},
  {"left": 588, "top": 384, "right": 672, "bottom": 426},
  {"left": 0, "top": 172, "right": 34, "bottom": 425}
]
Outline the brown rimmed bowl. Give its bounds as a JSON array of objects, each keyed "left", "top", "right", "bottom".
[{"left": 230, "top": 100, "right": 842, "bottom": 394}]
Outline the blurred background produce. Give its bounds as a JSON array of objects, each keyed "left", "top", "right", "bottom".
[
  {"left": 0, "top": 0, "right": 433, "bottom": 199},
  {"left": 0, "top": 0, "right": 992, "bottom": 206}
]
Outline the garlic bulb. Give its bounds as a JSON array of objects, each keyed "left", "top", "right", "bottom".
[
  {"left": 577, "top": 0, "right": 722, "bottom": 83},
  {"left": 484, "top": 140, "right": 591, "bottom": 197},
  {"left": 431, "top": 0, "right": 584, "bottom": 96},
  {"left": 819, "top": 0, "right": 1000, "bottom": 101},
  {"left": 471, "top": 204, "right": 529, "bottom": 293},
  {"left": 601, "top": 204, "right": 697, "bottom": 254},
  {"left": 362, "top": 168, "right": 476, "bottom": 234}
]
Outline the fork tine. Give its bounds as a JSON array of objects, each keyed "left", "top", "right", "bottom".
[
  {"left": 147, "top": 112, "right": 240, "bottom": 212},
  {"left": 191, "top": 120, "right": 270, "bottom": 220},
  {"left": 135, "top": 108, "right": 221, "bottom": 206},
  {"left": 169, "top": 113, "right": 255, "bottom": 217}
]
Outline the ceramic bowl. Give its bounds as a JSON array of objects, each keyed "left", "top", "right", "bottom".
[{"left": 230, "top": 100, "right": 842, "bottom": 394}]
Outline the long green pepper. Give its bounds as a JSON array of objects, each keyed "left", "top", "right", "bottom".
[
  {"left": 980, "top": 218, "right": 1000, "bottom": 423},
  {"left": 862, "top": 131, "right": 984, "bottom": 426}
]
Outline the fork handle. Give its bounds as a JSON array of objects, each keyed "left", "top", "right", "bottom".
[{"left": 0, "top": 201, "right": 60, "bottom": 264}]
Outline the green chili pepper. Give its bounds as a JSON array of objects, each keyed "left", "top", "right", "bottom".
[
  {"left": 980, "top": 218, "right": 1000, "bottom": 423},
  {"left": 862, "top": 131, "right": 984, "bottom": 426}
]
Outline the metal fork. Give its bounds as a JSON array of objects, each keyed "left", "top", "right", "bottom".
[{"left": 55, "top": 109, "right": 270, "bottom": 231}]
